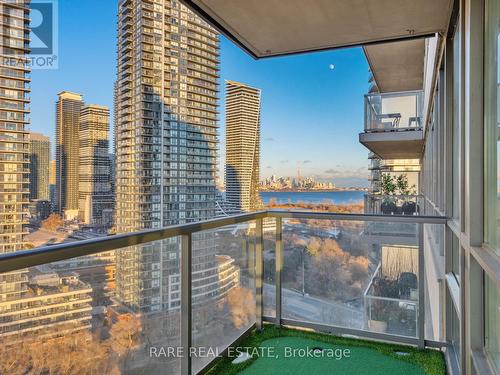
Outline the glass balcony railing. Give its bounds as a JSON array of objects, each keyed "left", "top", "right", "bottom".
[
  {"left": 365, "top": 91, "right": 424, "bottom": 133},
  {"left": 364, "top": 194, "right": 426, "bottom": 215},
  {"left": 0, "top": 210, "right": 446, "bottom": 374}
]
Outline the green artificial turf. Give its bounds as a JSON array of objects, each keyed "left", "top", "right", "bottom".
[{"left": 206, "top": 325, "right": 445, "bottom": 375}]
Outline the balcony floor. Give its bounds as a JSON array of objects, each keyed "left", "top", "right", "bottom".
[{"left": 207, "top": 326, "right": 445, "bottom": 375}]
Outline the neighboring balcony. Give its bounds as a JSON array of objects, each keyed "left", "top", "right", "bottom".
[
  {"left": 359, "top": 91, "right": 424, "bottom": 159},
  {"left": 368, "top": 158, "right": 381, "bottom": 170},
  {"left": 364, "top": 193, "right": 426, "bottom": 216},
  {"left": 369, "top": 169, "right": 381, "bottom": 182}
]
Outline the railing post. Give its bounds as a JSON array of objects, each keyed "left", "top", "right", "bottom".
[
  {"left": 181, "top": 233, "right": 192, "bottom": 375},
  {"left": 255, "top": 218, "right": 264, "bottom": 331},
  {"left": 418, "top": 223, "right": 425, "bottom": 348},
  {"left": 275, "top": 217, "right": 282, "bottom": 327},
  {"left": 246, "top": 237, "right": 254, "bottom": 279}
]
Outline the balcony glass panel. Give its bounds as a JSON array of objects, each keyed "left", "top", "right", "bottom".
[
  {"left": 281, "top": 217, "right": 420, "bottom": 338},
  {"left": 424, "top": 223, "right": 445, "bottom": 342},
  {"left": 191, "top": 221, "right": 256, "bottom": 374},
  {"left": 448, "top": 298, "right": 461, "bottom": 365},
  {"left": 263, "top": 217, "right": 277, "bottom": 319},
  {"left": 485, "top": 273, "right": 500, "bottom": 373},
  {"left": 365, "top": 91, "right": 423, "bottom": 132},
  {"left": 0, "top": 243, "right": 181, "bottom": 375},
  {"left": 0, "top": 212, "right": 447, "bottom": 374}
]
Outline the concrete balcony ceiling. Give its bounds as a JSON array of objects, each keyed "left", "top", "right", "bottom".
[
  {"left": 364, "top": 39, "right": 425, "bottom": 93},
  {"left": 180, "top": 0, "right": 453, "bottom": 58}
]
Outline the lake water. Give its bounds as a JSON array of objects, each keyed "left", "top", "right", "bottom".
[{"left": 260, "top": 191, "right": 365, "bottom": 205}]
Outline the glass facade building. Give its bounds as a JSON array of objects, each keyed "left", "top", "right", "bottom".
[
  {"left": 28, "top": 132, "right": 49, "bottom": 201},
  {"left": 114, "top": 0, "right": 220, "bottom": 313}
]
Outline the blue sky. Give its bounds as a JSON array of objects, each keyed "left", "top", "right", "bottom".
[{"left": 31, "top": 0, "right": 370, "bottom": 187}]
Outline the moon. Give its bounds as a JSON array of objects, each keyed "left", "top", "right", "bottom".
[{"left": 329, "top": 64, "right": 335, "bottom": 70}]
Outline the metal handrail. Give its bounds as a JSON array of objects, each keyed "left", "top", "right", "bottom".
[
  {"left": 266, "top": 209, "right": 445, "bottom": 223},
  {"left": 0, "top": 209, "right": 447, "bottom": 274}
]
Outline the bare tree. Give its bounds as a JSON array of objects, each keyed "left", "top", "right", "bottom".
[
  {"left": 227, "top": 287, "right": 255, "bottom": 329},
  {"left": 0, "top": 314, "right": 145, "bottom": 375},
  {"left": 41, "top": 213, "right": 64, "bottom": 231}
]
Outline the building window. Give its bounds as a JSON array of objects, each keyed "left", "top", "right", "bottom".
[
  {"left": 485, "top": 0, "right": 500, "bottom": 255},
  {"left": 485, "top": 274, "right": 500, "bottom": 372}
]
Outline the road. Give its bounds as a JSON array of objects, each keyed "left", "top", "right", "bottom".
[{"left": 263, "top": 283, "right": 364, "bottom": 328}]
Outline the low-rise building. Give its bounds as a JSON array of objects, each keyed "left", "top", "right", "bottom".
[{"left": 0, "top": 266, "right": 93, "bottom": 340}]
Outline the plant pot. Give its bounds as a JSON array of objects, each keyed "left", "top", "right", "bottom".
[
  {"left": 401, "top": 201, "right": 416, "bottom": 215},
  {"left": 381, "top": 201, "right": 397, "bottom": 215},
  {"left": 368, "top": 319, "right": 387, "bottom": 333}
]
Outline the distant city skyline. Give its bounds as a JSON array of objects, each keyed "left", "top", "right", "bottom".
[{"left": 29, "top": 1, "right": 370, "bottom": 188}]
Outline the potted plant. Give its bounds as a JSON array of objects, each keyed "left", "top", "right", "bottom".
[
  {"left": 402, "top": 200, "right": 416, "bottom": 215},
  {"left": 368, "top": 298, "right": 389, "bottom": 332},
  {"left": 396, "top": 174, "right": 417, "bottom": 215},
  {"left": 380, "top": 173, "right": 397, "bottom": 214}
]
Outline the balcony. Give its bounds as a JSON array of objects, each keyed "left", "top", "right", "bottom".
[
  {"left": 364, "top": 194, "right": 426, "bottom": 216},
  {"left": 0, "top": 210, "right": 447, "bottom": 374},
  {"left": 368, "top": 159, "right": 381, "bottom": 170},
  {"left": 359, "top": 91, "right": 424, "bottom": 159}
]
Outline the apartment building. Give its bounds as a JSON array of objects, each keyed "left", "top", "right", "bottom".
[
  {"left": 0, "top": 0, "right": 30, "bottom": 256},
  {"left": 114, "top": 0, "right": 220, "bottom": 313},
  {"left": 50, "top": 251, "right": 116, "bottom": 307},
  {"left": 55, "top": 91, "right": 83, "bottom": 218},
  {"left": 49, "top": 159, "right": 56, "bottom": 210},
  {"left": 215, "top": 254, "right": 240, "bottom": 298},
  {"left": 28, "top": 132, "right": 50, "bottom": 201},
  {"left": 0, "top": 1, "right": 498, "bottom": 374},
  {"left": 108, "top": 153, "right": 115, "bottom": 198},
  {"left": 0, "top": 3, "right": 95, "bottom": 345},
  {"left": 356, "top": 4, "right": 500, "bottom": 372},
  {"left": 0, "top": 1, "right": 31, "bottom": 347},
  {"left": 0, "top": 267, "right": 92, "bottom": 340},
  {"left": 78, "top": 105, "right": 113, "bottom": 226},
  {"left": 225, "top": 80, "right": 262, "bottom": 212},
  {"left": 49, "top": 159, "right": 55, "bottom": 185}
]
